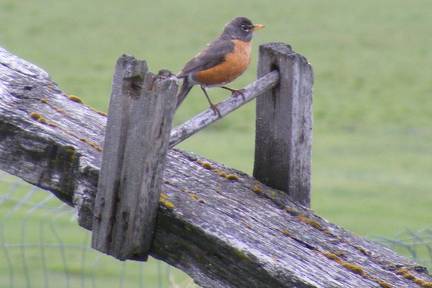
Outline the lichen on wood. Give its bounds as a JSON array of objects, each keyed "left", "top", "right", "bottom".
[{"left": 0, "top": 45, "right": 431, "bottom": 288}]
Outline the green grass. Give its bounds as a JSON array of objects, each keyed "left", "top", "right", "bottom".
[{"left": 1, "top": 0, "right": 431, "bottom": 285}]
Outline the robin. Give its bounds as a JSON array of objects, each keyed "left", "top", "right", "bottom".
[{"left": 176, "top": 17, "right": 264, "bottom": 115}]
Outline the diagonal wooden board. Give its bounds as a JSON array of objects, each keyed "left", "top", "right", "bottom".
[{"left": 0, "top": 46, "right": 431, "bottom": 288}]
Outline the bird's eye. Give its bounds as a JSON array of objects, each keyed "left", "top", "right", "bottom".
[{"left": 241, "top": 24, "right": 250, "bottom": 32}]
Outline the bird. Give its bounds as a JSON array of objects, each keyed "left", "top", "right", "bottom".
[{"left": 176, "top": 17, "right": 264, "bottom": 116}]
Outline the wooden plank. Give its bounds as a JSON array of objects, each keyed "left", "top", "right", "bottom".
[
  {"left": 91, "top": 55, "right": 178, "bottom": 260},
  {"left": 254, "top": 43, "right": 313, "bottom": 207}
]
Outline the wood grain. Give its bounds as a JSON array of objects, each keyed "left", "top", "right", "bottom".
[
  {"left": 254, "top": 43, "right": 313, "bottom": 207},
  {"left": 91, "top": 55, "right": 177, "bottom": 260},
  {"left": 0, "top": 45, "right": 430, "bottom": 288}
]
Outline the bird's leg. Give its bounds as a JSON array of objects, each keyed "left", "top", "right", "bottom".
[
  {"left": 200, "top": 86, "right": 221, "bottom": 117},
  {"left": 221, "top": 86, "right": 246, "bottom": 100}
]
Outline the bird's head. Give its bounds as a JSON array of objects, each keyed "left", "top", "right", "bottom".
[{"left": 221, "top": 17, "right": 264, "bottom": 42}]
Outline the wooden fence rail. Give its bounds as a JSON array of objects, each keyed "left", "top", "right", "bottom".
[
  {"left": 92, "top": 42, "right": 312, "bottom": 261},
  {"left": 0, "top": 44, "right": 431, "bottom": 288}
]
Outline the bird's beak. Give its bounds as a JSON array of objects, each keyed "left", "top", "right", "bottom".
[{"left": 253, "top": 24, "right": 265, "bottom": 31}]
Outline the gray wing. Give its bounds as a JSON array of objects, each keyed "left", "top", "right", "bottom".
[{"left": 178, "top": 38, "right": 234, "bottom": 77}]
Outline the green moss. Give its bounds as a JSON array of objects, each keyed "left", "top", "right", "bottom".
[
  {"left": 45, "top": 145, "right": 80, "bottom": 203},
  {"left": 232, "top": 248, "right": 250, "bottom": 261},
  {"left": 63, "top": 146, "right": 77, "bottom": 163}
]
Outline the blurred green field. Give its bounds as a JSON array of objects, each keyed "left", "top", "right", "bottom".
[{"left": 1, "top": 0, "right": 431, "bottom": 286}]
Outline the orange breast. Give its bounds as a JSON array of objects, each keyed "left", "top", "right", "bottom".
[{"left": 194, "top": 40, "right": 252, "bottom": 86}]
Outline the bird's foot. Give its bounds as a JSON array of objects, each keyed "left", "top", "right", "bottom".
[
  {"left": 210, "top": 104, "right": 222, "bottom": 118},
  {"left": 231, "top": 88, "right": 246, "bottom": 100},
  {"left": 221, "top": 86, "right": 246, "bottom": 100}
]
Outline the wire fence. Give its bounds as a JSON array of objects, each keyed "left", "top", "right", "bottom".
[
  {"left": 0, "top": 171, "right": 430, "bottom": 288},
  {"left": 0, "top": 172, "right": 195, "bottom": 288},
  {"left": 377, "top": 229, "right": 432, "bottom": 270}
]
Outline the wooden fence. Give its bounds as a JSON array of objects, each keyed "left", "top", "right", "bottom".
[
  {"left": 0, "top": 43, "right": 431, "bottom": 288},
  {"left": 91, "top": 43, "right": 313, "bottom": 260}
]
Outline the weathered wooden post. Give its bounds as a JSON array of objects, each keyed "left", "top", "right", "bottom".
[
  {"left": 254, "top": 43, "right": 313, "bottom": 207},
  {"left": 91, "top": 55, "right": 178, "bottom": 260}
]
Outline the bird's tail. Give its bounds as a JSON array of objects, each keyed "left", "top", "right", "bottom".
[{"left": 176, "top": 77, "right": 193, "bottom": 109}]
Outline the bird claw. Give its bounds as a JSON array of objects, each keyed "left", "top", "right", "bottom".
[
  {"left": 232, "top": 89, "right": 246, "bottom": 100},
  {"left": 210, "top": 104, "right": 222, "bottom": 117}
]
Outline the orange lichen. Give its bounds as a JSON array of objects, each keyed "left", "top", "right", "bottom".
[
  {"left": 214, "top": 169, "right": 228, "bottom": 178},
  {"left": 79, "top": 138, "right": 102, "bottom": 152},
  {"left": 321, "top": 250, "right": 364, "bottom": 275},
  {"left": 196, "top": 159, "right": 239, "bottom": 181},
  {"left": 29, "top": 112, "right": 57, "bottom": 127},
  {"left": 341, "top": 262, "right": 364, "bottom": 276},
  {"left": 297, "top": 214, "right": 322, "bottom": 230},
  {"left": 281, "top": 229, "right": 290, "bottom": 236},
  {"left": 396, "top": 268, "right": 432, "bottom": 288},
  {"left": 321, "top": 250, "right": 398, "bottom": 288},
  {"left": 30, "top": 112, "right": 44, "bottom": 121},
  {"left": 252, "top": 183, "right": 262, "bottom": 193},
  {"left": 201, "top": 162, "right": 213, "bottom": 170},
  {"left": 322, "top": 251, "right": 340, "bottom": 261},
  {"left": 376, "top": 280, "right": 393, "bottom": 288},
  {"left": 159, "top": 193, "right": 174, "bottom": 209},
  {"left": 68, "top": 95, "right": 83, "bottom": 103},
  {"left": 226, "top": 174, "right": 239, "bottom": 181},
  {"left": 415, "top": 279, "right": 432, "bottom": 288},
  {"left": 397, "top": 268, "right": 415, "bottom": 280},
  {"left": 160, "top": 198, "right": 174, "bottom": 209},
  {"left": 40, "top": 98, "right": 48, "bottom": 104}
]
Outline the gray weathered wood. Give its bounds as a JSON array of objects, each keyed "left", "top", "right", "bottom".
[
  {"left": 254, "top": 43, "right": 313, "bottom": 207},
  {"left": 1, "top": 45, "right": 431, "bottom": 288},
  {"left": 169, "top": 71, "right": 279, "bottom": 148},
  {"left": 91, "top": 55, "right": 178, "bottom": 260}
]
